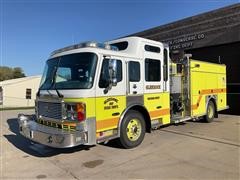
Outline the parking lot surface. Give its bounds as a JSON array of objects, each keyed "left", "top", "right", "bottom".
[{"left": 1, "top": 110, "right": 239, "bottom": 179}]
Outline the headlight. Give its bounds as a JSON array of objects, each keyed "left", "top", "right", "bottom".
[{"left": 63, "top": 103, "right": 86, "bottom": 122}]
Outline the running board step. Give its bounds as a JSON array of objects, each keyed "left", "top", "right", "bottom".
[{"left": 171, "top": 116, "right": 192, "bottom": 124}]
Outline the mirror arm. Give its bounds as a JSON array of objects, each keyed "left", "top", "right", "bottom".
[{"left": 104, "top": 80, "right": 113, "bottom": 94}]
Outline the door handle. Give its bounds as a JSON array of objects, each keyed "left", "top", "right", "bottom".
[
  {"left": 112, "top": 112, "right": 120, "bottom": 116},
  {"left": 133, "top": 91, "right": 137, "bottom": 94},
  {"left": 156, "top": 106, "right": 162, "bottom": 109}
]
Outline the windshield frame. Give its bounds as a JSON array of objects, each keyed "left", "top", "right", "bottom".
[{"left": 39, "top": 52, "right": 98, "bottom": 90}]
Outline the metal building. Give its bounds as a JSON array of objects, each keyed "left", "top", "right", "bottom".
[
  {"left": 131, "top": 3, "right": 240, "bottom": 115},
  {"left": 0, "top": 76, "right": 41, "bottom": 108}
]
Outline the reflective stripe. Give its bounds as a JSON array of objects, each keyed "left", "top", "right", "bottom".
[
  {"left": 96, "top": 117, "right": 119, "bottom": 132},
  {"left": 149, "top": 108, "right": 170, "bottom": 118},
  {"left": 192, "top": 88, "right": 226, "bottom": 110}
]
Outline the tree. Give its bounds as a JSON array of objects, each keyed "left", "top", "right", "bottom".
[
  {"left": 0, "top": 66, "right": 12, "bottom": 81},
  {"left": 13, "top": 67, "right": 25, "bottom": 79},
  {"left": 0, "top": 66, "right": 26, "bottom": 81}
]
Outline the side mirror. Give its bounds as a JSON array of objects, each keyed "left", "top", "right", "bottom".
[
  {"left": 104, "top": 59, "right": 118, "bottom": 94},
  {"left": 109, "top": 59, "right": 117, "bottom": 87}
]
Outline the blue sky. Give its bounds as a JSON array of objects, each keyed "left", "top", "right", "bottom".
[{"left": 1, "top": 0, "right": 239, "bottom": 76}]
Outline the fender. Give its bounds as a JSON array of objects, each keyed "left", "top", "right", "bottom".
[
  {"left": 117, "top": 103, "right": 151, "bottom": 136},
  {"left": 206, "top": 95, "right": 218, "bottom": 118}
]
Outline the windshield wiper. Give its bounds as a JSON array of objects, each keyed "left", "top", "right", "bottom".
[
  {"left": 51, "top": 66, "right": 64, "bottom": 98},
  {"left": 55, "top": 87, "right": 64, "bottom": 98}
]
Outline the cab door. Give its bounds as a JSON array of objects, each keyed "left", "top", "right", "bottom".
[
  {"left": 128, "top": 60, "right": 143, "bottom": 95},
  {"left": 143, "top": 43, "right": 170, "bottom": 125},
  {"left": 126, "top": 60, "right": 144, "bottom": 106},
  {"left": 143, "top": 44, "right": 164, "bottom": 94},
  {"left": 95, "top": 56, "right": 126, "bottom": 134}
]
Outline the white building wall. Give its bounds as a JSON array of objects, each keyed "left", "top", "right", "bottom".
[{"left": 1, "top": 76, "right": 41, "bottom": 107}]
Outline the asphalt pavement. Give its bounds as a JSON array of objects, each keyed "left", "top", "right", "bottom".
[{"left": 0, "top": 110, "right": 239, "bottom": 179}]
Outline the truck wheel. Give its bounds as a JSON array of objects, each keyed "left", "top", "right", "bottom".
[
  {"left": 204, "top": 101, "right": 215, "bottom": 123},
  {"left": 119, "top": 110, "right": 146, "bottom": 149}
]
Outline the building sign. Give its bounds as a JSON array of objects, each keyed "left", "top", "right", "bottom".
[{"left": 163, "top": 33, "right": 205, "bottom": 50}]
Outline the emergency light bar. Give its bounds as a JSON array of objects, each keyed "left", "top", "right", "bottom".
[{"left": 51, "top": 41, "right": 118, "bottom": 56}]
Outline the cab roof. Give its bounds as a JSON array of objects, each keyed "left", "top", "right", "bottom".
[{"left": 50, "top": 36, "right": 166, "bottom": 60}]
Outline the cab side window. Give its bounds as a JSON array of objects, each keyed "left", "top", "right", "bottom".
[
  {"left": 145, "top": 58, "right": 161, "bottom": 81},
  {"left": 129, "top": 61, "right": 140, "bottom": 82},
  {"left": 99, "top": 59, "right": 122, "bottom": 88}
]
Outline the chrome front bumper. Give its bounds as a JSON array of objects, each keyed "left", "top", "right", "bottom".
[{"left": 18, "top": 114, "right": 88, "bottom": 148}]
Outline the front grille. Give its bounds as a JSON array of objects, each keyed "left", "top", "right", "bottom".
[{"left": 38, "top": 101, "right": 62, "bottom": 120}]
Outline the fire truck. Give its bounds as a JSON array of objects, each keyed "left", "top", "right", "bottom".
[{"left": 18, "top": 37, "right": 228, "bottom": 148}]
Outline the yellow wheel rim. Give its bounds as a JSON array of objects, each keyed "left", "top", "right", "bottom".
[
  {"left": 126, "top": 118, "right": 142, "bottom": 141},
  {"left": 208, "top": 105, "right": 214, "bottom": 118}
]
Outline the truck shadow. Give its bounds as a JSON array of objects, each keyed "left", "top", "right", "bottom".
[
  {"left": 100, "top": 139, "right": 124, "bottom": 149},
  {"left": 4, "top": 118, "right": 94, "bottom": 157}
]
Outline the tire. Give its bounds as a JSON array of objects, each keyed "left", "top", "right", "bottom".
[
  {"left": 204, "top": 100, "right": 215, "bottom": 123},
  {"left": 119, "top": 110, "right": 146, "bottom": 149}
]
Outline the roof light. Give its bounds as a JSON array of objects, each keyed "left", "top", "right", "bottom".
[
  {"left": 86, "top": 42, "right": 97, "bottom": 47},
  {"left": 104, "top": 44, "right": 111, "bottom": 50},
  {"left": 51, "top": 41, "right": 119, "bottom": 56}
]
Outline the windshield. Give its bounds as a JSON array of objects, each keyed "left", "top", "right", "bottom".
[{"left": 39, "top": 52, "right": 98, "bottom": 90}]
